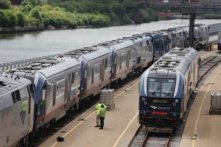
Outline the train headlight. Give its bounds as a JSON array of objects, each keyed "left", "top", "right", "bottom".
[
  {"left": 142, "top": 97, "right": 146, "bottom": 101},
  {"left": 175, "top": 99, "right": 179, "bottom": 103}
]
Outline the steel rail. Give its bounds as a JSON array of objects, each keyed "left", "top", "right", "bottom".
[
  {"left": 197, "top": 56, "right": 221, "bottom": 86},
  {"left": 164, "top": 134, "right": 172, "bottom": 147},
  {"left": 199, "top": 56, "right": 217, "bottom": 68}
]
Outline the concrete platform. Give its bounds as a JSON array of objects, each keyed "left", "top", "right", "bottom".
[
  {"left": 180, "top": 57, "right": 221, "bottom": 147},
  {"left": 39, "top": 79, "right": 140, "bottom": 147}
]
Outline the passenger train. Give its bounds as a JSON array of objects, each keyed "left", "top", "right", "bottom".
[
  {"left": 139, "top": 47, "right": 200, "bottom": 133},
  {"left": 0, "top": 24, "right": 209, "bottom": 146}
]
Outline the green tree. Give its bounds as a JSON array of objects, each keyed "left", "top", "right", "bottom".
[
  {"left": 17, "top": 12, "right": 26, "bottom": 27},
  {"left": 0, "top": 0, "right": 11, "bottom": 9},
  {"left": 0, "top": 11, "right": 3, "bottom": 27},
  {"left": 98, "top": 4, "right": 111, "bottom": 14},
  {"left": 111, "top": 3, "right": 125, "bottom": 18},
  {"left": 2, "top": 10, "right": 17, "bottom": 27}
]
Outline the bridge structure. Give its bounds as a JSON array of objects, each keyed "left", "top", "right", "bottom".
[{"left": 170, "top": 0, "right": 221, "bottom": 47}]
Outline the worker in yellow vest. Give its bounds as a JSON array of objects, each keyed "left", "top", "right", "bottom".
[
  {"left": 99, "top": 104, "right": 106, "bottom": 130},
  {"left": 95, "top": 101, "right": 107, "bottom": 127}
]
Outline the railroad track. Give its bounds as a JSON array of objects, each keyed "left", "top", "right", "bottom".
[
  {"left": 198, "top": 55, "right": 221, "bottom": 85},
  {"left": 128, "top": 125, "right": 171, "bottom": 147},
  {"left": 128, "top": 55, "right": 221, "bottom": 147}
]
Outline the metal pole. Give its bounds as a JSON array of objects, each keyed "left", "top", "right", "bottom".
[{"left": 189, "top": 13, "right": 196, "bottom": 47}]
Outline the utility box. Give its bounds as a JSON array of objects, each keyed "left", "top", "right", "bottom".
[
  {"left": 100, "top": 89, "right": 115, "bottom": 111},
  {"left": 209, "top": 92, "right": 221, "bottom": 114}
]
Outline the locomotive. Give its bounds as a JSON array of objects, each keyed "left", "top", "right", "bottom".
[
  {"left": 139, "top": 47, "right": 200, "bottom": 133},
  {"left": 1, "top": 24, "right": 209, "bottom": 146}
]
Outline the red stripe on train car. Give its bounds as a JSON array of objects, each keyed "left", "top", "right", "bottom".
[{"left": 152, "top": 111, "right": 167, "bottom": 115}]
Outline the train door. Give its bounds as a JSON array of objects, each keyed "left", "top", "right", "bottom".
[
  {"left": 187, "top": 70, "right": 191, "bottom": 101},
  {"left": 66, "top": 73, "right": 72, "bottom": 101},
  {"left": 126, "top": 50, "right": 130, "bottom": 69},
  {"left": 101, "top": 59, "right": 105, "bottom": 82}
]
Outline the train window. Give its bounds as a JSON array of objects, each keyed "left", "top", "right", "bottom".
[
  {"left": 121, "top": 53, "right": 126, "bottom": 63},
  {"left": 148, "top": 78, "right": 161, "bottom": 97},
  {"left": 131, "top": 50, "right": 135, "bottom": 59},
  {"left": 161, "top": 79, "right": 175, "bottom": 96},
  {"left": 105, "top": 59, "right": 108, "bottom": 68},
  {"left": 56, "top": 79, "right": 65, "bottom": 97},
  {"left": 91, "top": 67, "right": 94, "bottom": 84},
  {"left": 15, "top": 90, "right": 21, "bottom": 101},
  {"left": 179, "top": 32, "right": 181, "bottom": 36},
  {"left": 107, "top": 58, "right": 111, "bottom": 67},
  {"left": 20, "top": 88, "right": 27, "bottom": 99},
  {"left": 53, "top": 84, "right": 56, "bottom": 105},
  {"left": 72, "top": 73, "right": 75, "bottom": 85},
  {"left": 11, "top": 92, "right": 17, "bottom": 103},
  {"left": 94, "top": 63, "right": 100, "bottom": 75}
]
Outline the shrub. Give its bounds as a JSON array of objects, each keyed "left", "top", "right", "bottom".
[
  {"left": 1, "top": 10, "right": 17, "bottom": 27},
  {"left": 17, "top": 12, "right": 25, "bottom": 27},
  {"left": 98, "top": 4, "right": 111, "bottom": 14},
  {"left": 0, "top": 11, "right": 3, "bottom": 27},
  {"left": 111, "top": 3, "right": 125, "bottom": 17},
  {"left": 0, "top": 0, "right": 11, "bottom": 9},
  {"left": 122, "top": 15, "right": 131, "bottom": 24},
  {"left": 30, "top": 8, "right": 42, "bottom": 21},
  {"left": 20, "top": 4, "right": 33, "bottom": 13}
]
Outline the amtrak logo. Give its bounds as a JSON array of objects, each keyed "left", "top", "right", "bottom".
[
  {"left": 150, "top": 106, "right": 170, "bottom": 110},
  {"left": 150, "top": 106, "right": 158, "bottom": 109}
]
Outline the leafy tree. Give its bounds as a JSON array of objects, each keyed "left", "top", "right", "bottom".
[
  {"left": 98, "top": 4, "right": 111, "bottom": 14},
  {"left": 0, "top": 0, "right": 11, "bottom": 9},
  {"left": 30, "top": 8, "right": 42, "bottom": 21},
  {"left": 21, "top": 4, "right": 33, "bottom": 13},
  {"left": 2, "top": 10, "right": 17, "bottom": 27},
  {"left": 17, "top": 12, "right": 26, "bottom": 27},
  {"left": 111, "top": 3, "right": 125, "bottom": 17},
  {"left": 0, "top": 11, "right": 3, "bottom": 27}
]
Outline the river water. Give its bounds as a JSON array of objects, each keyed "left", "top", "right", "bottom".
[{"left": 0, "top": 19, "right": 221, "bottom": 64}]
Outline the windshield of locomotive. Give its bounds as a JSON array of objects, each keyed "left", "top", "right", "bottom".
[{"left": 147, "top": 78, "right": 175, "bottom": 98}]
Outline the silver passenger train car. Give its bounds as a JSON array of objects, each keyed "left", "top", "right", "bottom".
[
  {"left": 0, "top": 75, "right": 35, "bottom": 147},
  {"left": 139, "top": 47, "right": 200, "bottom": 133}
]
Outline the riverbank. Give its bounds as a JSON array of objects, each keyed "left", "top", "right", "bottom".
[{"left": 0, "top": 21, "right": 133, "bottom": 34}]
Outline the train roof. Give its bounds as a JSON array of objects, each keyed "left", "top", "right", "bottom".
[
  {"left": 123, "top": 35, "right": 152, "bottom": 44},
  {"left": 80, "top": 47, "right": 111, "bottom": 61},
  {"left": 97, "top": 39, "right": 134, "bottom": 51},
  {"left": 37, "top": 58, "right": 80, "bottom": 78},
  {"left": 0, "top": 75, "right": 31, "bottom": 96},
  {"left": 141, "top": 31, "right": 167, "bottom": 39},
  {"left": 148, "top": 47, "right": 198, "bottom": 75},
  {"left": 63, "top": 47, "right": 97, "bottom": 59}
]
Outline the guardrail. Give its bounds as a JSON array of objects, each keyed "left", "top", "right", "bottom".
[
  {"left": 0, "top": 54, "right": 58, "bottom": 74},
  {"left": 169, "top": 0, "right": 220, "bottom": 8}
]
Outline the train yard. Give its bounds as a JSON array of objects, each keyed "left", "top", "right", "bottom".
[
  {"left": 36, "top": 47, "right": 221, "bottom": 147},
  {"left": 0, "top": 24, "right": 219, "bottom": 147}
]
